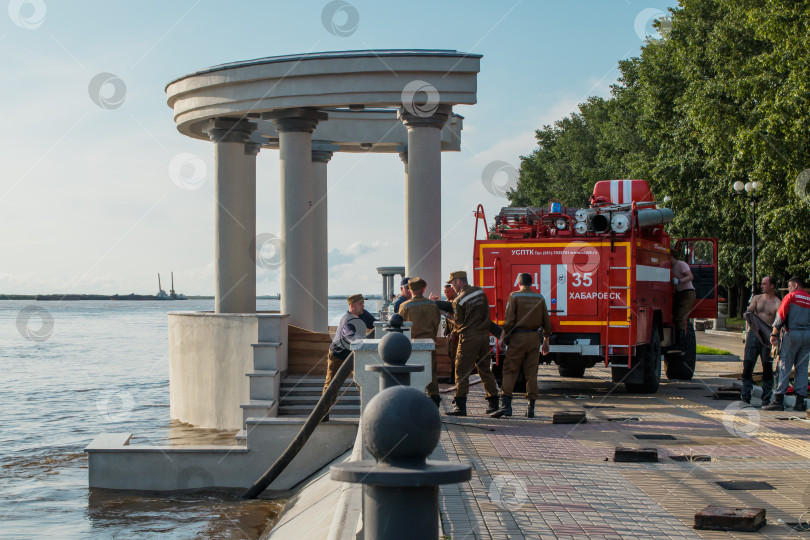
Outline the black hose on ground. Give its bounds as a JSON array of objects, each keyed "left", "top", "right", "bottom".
[{"left": 242, "top": 352, "right": 355, "bottom": 499}]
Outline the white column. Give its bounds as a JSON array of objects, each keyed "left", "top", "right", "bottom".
[
  {"left": 399, "top": 105, "right": 450, "bottom": 297},
  {"left": 203, "top": 118, "right": 257, "bottom": 314},
  {"left": 311, "top": 141, "right": 337, "bottom": 332},
  {"left": 264, "top": 108, "right": 328, "bottom": 330}
]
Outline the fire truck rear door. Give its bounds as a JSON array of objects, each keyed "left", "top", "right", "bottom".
[{"left": 675, "top": 238, "right": 718, "bottom": 319}]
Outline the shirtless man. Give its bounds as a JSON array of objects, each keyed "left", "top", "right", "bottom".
[{"left": 741, "top": 276, "right": 781, "bottom": 404}]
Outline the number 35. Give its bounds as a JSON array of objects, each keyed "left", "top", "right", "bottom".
[{"left": 572, "top": 272, "right": 592, "bottom": 287}]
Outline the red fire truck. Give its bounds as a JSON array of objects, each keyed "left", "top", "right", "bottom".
[{"left": 474, "top": 179, "right": 718, "bottom": 393}]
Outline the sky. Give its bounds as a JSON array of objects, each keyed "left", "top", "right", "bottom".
[{"left": 0, "top": 0, "right": 678, "bottom": 296}]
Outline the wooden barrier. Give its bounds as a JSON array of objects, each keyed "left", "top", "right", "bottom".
[
  {"left": 287, "top": 327, "right": 454, "bottom": 377},
  {"left": 287, "top": 325, "right": 332, "bottom": 375},
  {"left": 436, "top": 336, "right": 453, "bottom": 378}
]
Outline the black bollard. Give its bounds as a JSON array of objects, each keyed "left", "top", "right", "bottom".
[
  {"left": 367, "top": 330, "right": 423, "bottom": 389},
  {"left": 385, "top": 313, "right": 406, "bottom": 333},
  {"left": 330, "top": 386, "right": 471, "bottom": 540}
]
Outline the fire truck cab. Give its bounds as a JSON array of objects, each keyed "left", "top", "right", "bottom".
[{"left": 474, "top": 179, "right": 718, "bottom": 393}]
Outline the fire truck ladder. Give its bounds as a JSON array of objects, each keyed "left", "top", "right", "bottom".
[
  {"left": 475, "top": 255, "right": 502, "bottom": 365},
  {"left": 604, "top": 205, "right": 637, "bottom": 370},
  {"left": 473, "top": 204, "right": 500, "bottom": 317}
]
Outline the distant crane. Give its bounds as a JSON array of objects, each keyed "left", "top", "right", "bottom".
[
  {"left": 157, "top": 273, "right": 169, "bottom": 299},
  {"left": 158, "top": 271, "right": 186, "bottom": 300}
]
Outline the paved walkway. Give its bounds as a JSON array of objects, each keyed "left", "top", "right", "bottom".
[{"left": 437, "top": 354, "right": 810, "bottom": 539}]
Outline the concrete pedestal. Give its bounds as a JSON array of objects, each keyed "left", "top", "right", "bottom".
[{"left": 168, "top": 311, "right": 288, "bottom": 430}]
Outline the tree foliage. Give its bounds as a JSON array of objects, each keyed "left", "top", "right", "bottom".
[{"left": 511, "top": 0, "right": 810, "bottom": 291}]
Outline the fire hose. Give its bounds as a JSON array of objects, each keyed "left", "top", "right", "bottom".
[{"left": 242, "top": 352, "right": 355, "bottom": 499}]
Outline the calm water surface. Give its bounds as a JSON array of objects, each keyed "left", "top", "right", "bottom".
[{"left": 0, "top": 298, "right": 371, "bottom": 539}]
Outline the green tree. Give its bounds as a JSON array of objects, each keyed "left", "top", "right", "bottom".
[{"left": 511, "top": 0, "right": 810, "bottom": 308}]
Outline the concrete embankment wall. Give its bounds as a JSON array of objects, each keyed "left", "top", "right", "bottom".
[
  {"left": 264, "top": 431, "right": 362, "bottom": 540},
  {"left": 168, "top": 311, "right": 288, "bottom": 430}
]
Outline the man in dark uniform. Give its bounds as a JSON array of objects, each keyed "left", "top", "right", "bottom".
[
  {"left": 322, "top": 294, "right": 376, "bottom": 421},
  {"left": 491, "top": 273, "right": 551, "bottom": 418},
  {"left": 398, "top": 277, "right": 442, "bottom": 406},
  {"left": 442, "top": 283, "right": 459, "bottom": 384},
  {"left": 445, "top": 270, "right": 500, "bottom": 416},
  {"left": 391, "top": 277, "right": 412, "bottom": 314}
]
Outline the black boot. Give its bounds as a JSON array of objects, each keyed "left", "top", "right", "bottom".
[
  {"left": 447, "top": 397, "right": 467, "bottom": 416},
  {"left": 763, "top": 394, "right": 784, "bottom": 411},
  {"left": 794, "top": 395, "right": 807, "bottom": 412},
  {"left": 761, "top": 379, "right": 773, "bottom": 405},
  {"left": 430, "top": 395, "right": 441, "bottom": 408},
  {"left": 526, "top": 399, "right": 536, "bottom": 418},
  {"left": 490, "top": 395, "right": 512, "bottom": 418},
  {"left": 485, "top": 395, "right": 500, "bottom": 414}
]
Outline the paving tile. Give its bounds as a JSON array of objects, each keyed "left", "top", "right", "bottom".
[{"left": 437, "top": 362, "right": 810, "bottom": 539}]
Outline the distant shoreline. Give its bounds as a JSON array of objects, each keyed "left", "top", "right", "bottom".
[{"left": 0, "top": 294, "right": 383, "bottom": 301}]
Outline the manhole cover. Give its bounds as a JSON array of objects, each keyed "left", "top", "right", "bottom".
[
  {"left": 676, "top": 386, "right": 701, "bottom": 390},
  {"left": 633, "top": 434, "right": 676, "bottom": 440},
  {"left": 605, "top": 417, "right": 640, "bottom": 422},
  {"left": 583, "top": 405, "right": 616, "bottom": 409},
  {"left": 717, "top": 481, "right": 774, "bottom": 490},
  {"left": 712, "top": 391, "right": 741, "bottom": 400},
  {"left": 670, "top": 454, "right": 711, "bottom": 462}
]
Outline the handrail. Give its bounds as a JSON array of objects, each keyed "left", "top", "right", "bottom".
[
  {"left": 474, "top": 204, "right": 489, "bottom": 241},
  {"left": 242, "top": 352, "right": 355, "bottom": 499},
  {"left": 628, "top": 201, "right": 637, "bottom": 368},
  {"left": 493, "top": 256, "right": 502, "bottom": 323}
]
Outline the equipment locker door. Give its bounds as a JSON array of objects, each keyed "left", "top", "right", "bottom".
[{"left": 675, "top": 238, "right": 718, "bottom": 319}]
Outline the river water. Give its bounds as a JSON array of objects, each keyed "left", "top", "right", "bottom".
[{"left": 0, "top": 298, "right": 374, "bottom": 540}]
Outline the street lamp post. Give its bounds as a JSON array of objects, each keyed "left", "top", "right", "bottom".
[{"left": 733, "top": 180, "right": 760, "bottom": 302}]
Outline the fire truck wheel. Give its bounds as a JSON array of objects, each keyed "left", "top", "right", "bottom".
[
  {"left": 625, "top": 326, "right": 661, "bottom": 394},
  {"left": 558, "top": 364, "right": 586, "bottom": 378},
  {"left": 665, "top": 322, "right": 696, "bottom": 380},
  {"left": 491, "top": 360, "right": 528, "bottom": 392}
]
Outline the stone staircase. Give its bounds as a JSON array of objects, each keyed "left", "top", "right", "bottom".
[
  {"left": 238, "top": 317, "right": 287, "bottom": 429},
  {"left": 236, "top": 318, "right": 360, "bottom": 445},
  {"left": 279, "top": 375, "right": 361, "bottom": 417}
]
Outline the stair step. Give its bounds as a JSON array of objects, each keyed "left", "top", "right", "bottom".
[
  {"left": 280, "top": 384, "right": 356, "bottom": 392},
  {"left": 281, "top": 395, "right": 360, "bottom": 404},
  {"left": 279, "top": 404, "right": 359, "bottom": 415},
  {"left": 282, "top": 377, "right": 355, "bottom": 384},
  {"left": 280, "top": 388, "right": 359, "bottom": 397},
  {"left": 247, "top": 369, "right": 279, "bottom": 378},
  {"left": 251, "top": 342, "right": 281, "bottom": 348},
  {"left": 280, "top": 380, "right": 355, "bottom": 387},
  {"left": 240, "top": 399, "right": 276, "bottom": 409},
  {"left": 283, "top": 375, "right": 353, "bottom": 381}
]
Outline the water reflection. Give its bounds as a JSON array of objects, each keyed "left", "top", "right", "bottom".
[
  {"left": 87, "top": 488, "right": 284, "bottom": 539},
  {"left": 83, "top": 421, "right": 285, "bottom": 538},
  {"left": 163, "top": 420, "right": 240, "bottom": 446},
  {"left": 1, "top": 299, "right": 343, "bottom": 538}
]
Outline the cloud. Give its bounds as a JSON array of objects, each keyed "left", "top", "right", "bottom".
[
  {"left": 328, "top": 240, "right": 387, "bottom": 268},
  {"left": 537, "top": 97, "right": 583, "bottom": 129}
]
